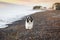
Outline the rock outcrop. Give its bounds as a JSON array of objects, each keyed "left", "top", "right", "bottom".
[
  {"left": 52, "top": 3, "right": 60, "bottom": 10},
  {"left": 33, "top": 6, "right": 42, "bottom": 10}
]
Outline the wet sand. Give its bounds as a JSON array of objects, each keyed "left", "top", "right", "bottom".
[{"left": 0, "top": 10, "right": 60, "bottom": 40}]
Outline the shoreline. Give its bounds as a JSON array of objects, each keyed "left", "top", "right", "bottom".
[
  {"left": 0, "top": 10, "right": 46, "bottom": 29},
  {"left": 0, "top": 10, "right": 60, "bottom": 40}
]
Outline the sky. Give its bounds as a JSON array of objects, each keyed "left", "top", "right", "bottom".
[
  {"left": 0, "top": 0, "right": 60, "bottom": 3},
  {"left": 0, "top": 0, "right": 60, "bottom": 8}
]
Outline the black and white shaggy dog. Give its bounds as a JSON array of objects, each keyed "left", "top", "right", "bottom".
[{"left": 25, "top": 16, "right": 33, "bottom": 29}]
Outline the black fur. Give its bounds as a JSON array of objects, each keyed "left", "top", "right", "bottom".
[{"left": 26, "top": 16, "right": 33, "bottom": 22}]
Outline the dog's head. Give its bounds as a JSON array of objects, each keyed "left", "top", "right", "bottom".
[{"left": 26, "top": 16, "right": 33, "bottom": 22}]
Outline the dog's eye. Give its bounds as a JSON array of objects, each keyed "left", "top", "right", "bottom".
[
  {"left": 31, "top": 19, "right": 33, "bottom": 22},
  {"left": 27, "top": 19, "right": 29, "bottom": 22}
]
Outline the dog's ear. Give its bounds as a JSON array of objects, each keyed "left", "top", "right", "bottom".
[
  {"left": 30, "top": 16, "right": 33, "bottom": 22},
  {"left": 27, "top": 18, "right": 29, "bottom": 22},
  {"left": 26, "top": 16, "right": 29, "bottom": 22}
]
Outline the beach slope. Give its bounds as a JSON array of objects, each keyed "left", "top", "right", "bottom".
[{"left": 0, "top": 10, "right": 60, "bottom": 40}]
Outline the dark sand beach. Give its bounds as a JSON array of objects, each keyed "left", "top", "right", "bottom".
[{"left": 0, "top": 10, "right": 60, "bottom": 40}]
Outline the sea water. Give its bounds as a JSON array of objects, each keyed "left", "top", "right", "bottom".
[{"left": 0, "top": 3, "right": 45, "bottom": 28}]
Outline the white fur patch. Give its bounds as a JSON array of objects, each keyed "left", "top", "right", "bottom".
[{"left": 25, "top": 20, "right": 33, "bottom": 29}]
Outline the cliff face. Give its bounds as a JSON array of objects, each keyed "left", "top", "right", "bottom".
[{"left": 0, "top": 10, "right": 60, "bottom": 40}]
